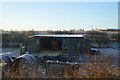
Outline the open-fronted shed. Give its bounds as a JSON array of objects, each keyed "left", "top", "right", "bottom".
[{"left": 25, "top": 35, "right": 91, "bottom": 54}]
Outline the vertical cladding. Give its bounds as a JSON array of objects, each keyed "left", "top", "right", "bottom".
[
  {"left": 25, "top": 37, "right": 40, "bottom": 53},
  {"left": 76, "top": 38, "right": 91, "bottom": 54},
  {"left": 83, "top": 39, "right": 87, "bottom": 53},
  {"left": 86, "top": 39, "right": 91, "bottom": 53},
  {"left": 76, "top": 38, "right": 82, "bottom": 53},
  {"left": 62, "top": 38, "right": 77, "bottom": 53}
]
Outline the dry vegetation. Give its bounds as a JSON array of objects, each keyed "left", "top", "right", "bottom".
[
  {"left": 2, "top": 54, "right": 119, "bottom": 79},
  {"left": 63, "top": 55, "right": 119, "bottom": 78}
]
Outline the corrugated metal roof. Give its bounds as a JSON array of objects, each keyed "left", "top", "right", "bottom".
[{"left": 33, "top": 35, "right": 84, "bottom": 38}]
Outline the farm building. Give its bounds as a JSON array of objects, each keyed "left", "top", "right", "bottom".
[{"left": 25, "top": 35, "right": 91, "bottom": 54}]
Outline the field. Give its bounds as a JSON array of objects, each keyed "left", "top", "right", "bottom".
[{"left": 1, "top": 47, "right": 119, "bottom": 79}]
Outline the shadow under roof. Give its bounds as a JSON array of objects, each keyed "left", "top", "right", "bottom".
[{"left": 33, "top": 35, "right": 84, "bottom": 38}]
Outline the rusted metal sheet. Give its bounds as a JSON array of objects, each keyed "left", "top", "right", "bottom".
[
  {"left": 0, "top": 52, "right": 20, "bottom": 65},
  {"left": 0, "top": 52, "right": 20, "bottom": 74},
  {"left": 0, "top": 52, "right": 20, "bottom": 58},
  {"left": 13, "top": 54, "right": 37, "bottom": 64},
  {"left": 9, "top": 54, "right": 38, "bottom": 75}
]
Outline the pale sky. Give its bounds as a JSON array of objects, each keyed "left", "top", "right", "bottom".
[{"left": 0, "top": 2, "right": 118, "bottom": 31}]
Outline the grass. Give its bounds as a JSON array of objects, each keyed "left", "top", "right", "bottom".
[
  {"left": 2, "top": 53, "right": 119, "bottom": 78},
  {"left": 63, "top": 55, "right": 119, "bottom": 78},
  {"left": 0, "top": 63, "right": 7, "bottom": 67}
]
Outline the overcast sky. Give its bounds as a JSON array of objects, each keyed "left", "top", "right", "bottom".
[{"left": 0, "top": 2, "right": 118, "bottom": 31}]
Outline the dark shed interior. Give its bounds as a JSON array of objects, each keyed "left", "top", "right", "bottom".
[{"left": 40, "top": 38, "right": 62, "bottom": 51}]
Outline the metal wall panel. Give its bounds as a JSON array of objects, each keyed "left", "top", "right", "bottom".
[
  {"left": 76, "top": 38, "right": 82, "bottom": 53},
  {"left": 25, "top": 37, "right": 40, "bottom": 53},
  {"left": 62, "top": 38, "right": 77, "bottom": 53}
]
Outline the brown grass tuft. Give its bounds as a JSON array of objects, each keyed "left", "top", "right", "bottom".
[{"left": 63, "top": 54, "right": 119, "bottom": 78}]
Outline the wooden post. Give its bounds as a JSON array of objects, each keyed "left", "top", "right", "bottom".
[{"left": 20, "top": 43, "right": 25, "bottom": 55}]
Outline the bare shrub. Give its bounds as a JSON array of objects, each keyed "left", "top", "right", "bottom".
[
  {"left": 3, "top": 61, "right": 47, "bottom": 78},
  {"left": 2, "top": 54, "right": 119, "bottom": 78},
  {"left": 63, "top": 55, "right": 119, "bottom": 78}
]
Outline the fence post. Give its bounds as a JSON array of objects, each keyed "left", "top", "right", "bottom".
[{"left": 20, "top": 43, "right": 25, "bottom": 55}]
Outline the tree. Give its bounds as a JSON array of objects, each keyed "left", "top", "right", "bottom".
[
  {"left": 111, "top": 34, "right": 119, "bottom": 41},
  {"left": 26, "top": 29, "right": 36, "bottom": 37}
]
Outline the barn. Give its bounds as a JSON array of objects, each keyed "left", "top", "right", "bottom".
[{"left": 25, "top": 35, "right": 91, "bottom": 54}]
